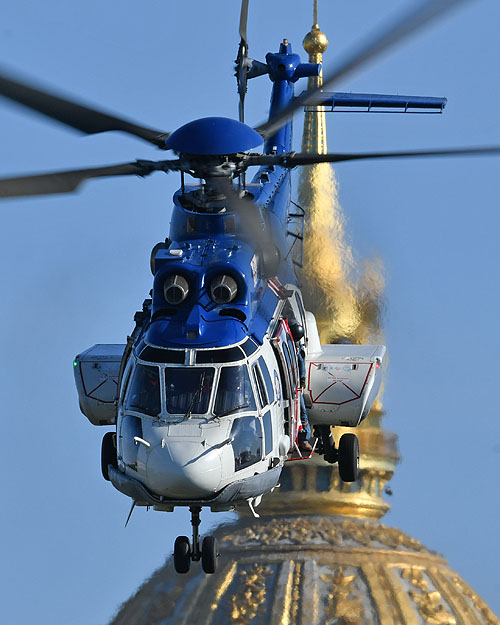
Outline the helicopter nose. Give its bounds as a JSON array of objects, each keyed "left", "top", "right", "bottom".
[{"left": 145, "top": 440, "right": 223, "bottom": 499}]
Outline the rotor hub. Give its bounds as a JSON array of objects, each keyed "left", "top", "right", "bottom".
[{"left": 165, "top": 117, "right": 263, "bottom": 156}]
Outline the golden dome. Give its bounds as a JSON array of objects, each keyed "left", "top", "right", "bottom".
[
  {"left": 303, "top": 24, "right": 328, "bottom": 56},
  {"left": 110, "top": 510, "right": 500, "bottom": 625}
]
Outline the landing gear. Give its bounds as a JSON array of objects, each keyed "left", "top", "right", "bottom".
[
  {"left": 315, "top": 425, "right": 338, "bottom": 464},
  {"left": 173, "top": 507, "right": 219, "bottom": 575},
  {"left": 314, "top": 426, "right": 359, "bottom": 483},
  {"left": 101, "top": 432, "right": 117, "bottom": 481}
]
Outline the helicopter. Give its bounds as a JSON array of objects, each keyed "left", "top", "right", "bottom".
[{"left": 1, "top": 0, "right": 499, "bottom": 577}]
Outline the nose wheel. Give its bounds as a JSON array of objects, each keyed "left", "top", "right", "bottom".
[
  {"left": 173, "top": 506, "right": 219, "bottom": 575},
  {"left": 173, "top": 536, "right": 191, "bottom": 574}
]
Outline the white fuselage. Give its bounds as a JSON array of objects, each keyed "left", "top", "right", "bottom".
[{"left": 116, "top": 334, "right": 289, "bottom": 504}]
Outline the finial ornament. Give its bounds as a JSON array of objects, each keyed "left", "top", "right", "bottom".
[{"left": 303, "top": 0, "right": 328, "bottom": 56}]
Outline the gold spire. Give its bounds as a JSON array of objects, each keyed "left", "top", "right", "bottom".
[
  {"left": 284, "top": 0, "right": 394, "bottom": 520},
  {"left": 301, "top": 0, "right": 328, "bottom": 154}
]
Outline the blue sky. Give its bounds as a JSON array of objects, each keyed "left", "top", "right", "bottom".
[{"left": 1, "top": 1, "right": 500, "bottom": 623}]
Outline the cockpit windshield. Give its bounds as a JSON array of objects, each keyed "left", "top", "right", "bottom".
[
  {"left": 125, "top": 364, "right": 161, "bottom": 417},
  {"left": 214, "top": 365, "right": 256, "bottom": 417},
  {"left": 164, "top": 367, "right": 215, "bottom": 415}
]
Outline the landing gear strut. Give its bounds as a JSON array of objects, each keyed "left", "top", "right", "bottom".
[
  {"left": 314, "top": 426, "right": 359, "bottom": 483},
  {"left": 173, "top": 506, "right": 219, "bottom": 575}
]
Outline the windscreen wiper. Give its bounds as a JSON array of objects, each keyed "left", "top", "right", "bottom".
[
  {"left": 214, "top": 403, "right": 250, "bottom": 419},
  {"left": 184, "top": 371, "right": 206, "bottom": 420}
]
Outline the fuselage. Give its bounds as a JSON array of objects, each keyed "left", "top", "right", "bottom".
[
  {"left": 113, "top": 280, "right": 309, "bottom": 506},
  {"left": 75, "top": 40, "right": 383, "bottom": 510}
]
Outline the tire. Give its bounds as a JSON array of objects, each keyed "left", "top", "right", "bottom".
[
  {"left": 101, "top": 432, "right": 117, "bottom": 481},
  {"left": 201, "top": 536, "right": 218, "bottom": 574},
  {"left": 338, "top": 433, "right": 359, "bottom": 483},
  {"left": 174, "top": 536, "right": 191, "bottom": 574}
]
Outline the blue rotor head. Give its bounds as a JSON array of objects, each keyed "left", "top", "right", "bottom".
[{"left": 165, "top": 117, "right": 263, "bottom": 155}]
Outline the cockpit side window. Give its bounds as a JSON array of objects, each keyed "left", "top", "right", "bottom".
[
  {"left": 164, "top": 367, "right": 214, "bottom": 415},
  {"left": 258, "top": 356, "right": 274, "bottom": 403},
  {"left": 120, "top": 362, "right": 133, "bottom": 404},
  {"left": 214, "top": 365, "right": 256, "bottom": 417},
  {"left": 230, "top": 416, "right": 262, "bottom": 471},
  {"left": 252, "top": 364, "right": 268, "bottom": 408},
  {"left": 124, "top": 364, "right": 161, "bottom": 417}
]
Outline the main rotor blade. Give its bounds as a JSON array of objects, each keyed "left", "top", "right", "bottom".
[
  {"left": 0, "top": 70, "right": 170, "bottom": 148},
  {"left": 247, "top": 146, "right": 500, "bottom": 167},
  {"left": 0, "top": 160, "right": 178, "bottom": 198},
  {"left": 239, "top": 0, "right": 249, "bottom": 44},
  {"left": 255, "top": 0, "right": 476, "bottom": 138},
  {"left": 236, "top": 0, "right": 250, "bottom": 123}
]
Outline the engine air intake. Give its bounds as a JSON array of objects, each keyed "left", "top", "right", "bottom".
[
  {"left": 210, "top": 274, "right": 238, "bottom": 304},
  {"left": 164, "top": 274, "right": 189, "bottom": 305}
]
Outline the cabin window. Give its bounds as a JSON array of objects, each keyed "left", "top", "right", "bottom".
[
  {"left": 214, "top": 365, "right": 256, "bottom": 417},
  {"left": 262, "top": 411, "right": 273, "bottom": 455},
  {"left": 230, "top": 416, "right": 262, "bottom": 471},
  {"left": 164, "top": 367, "right": 215, "bottom": 415},
  {"left": 258, "top": 356, "right": 274, "bottom": 403},
  {"left": 284, "top": 338, "right": 298, "bottom": 387},
  {"left": 125, "top": 364, "right": 161, "bottom": 417},
  {"left": 282, "top": 341, "right": 293, "bottom": 383}
]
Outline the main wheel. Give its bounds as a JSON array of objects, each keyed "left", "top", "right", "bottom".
[
  {"left": 174, "top": 536, "right": 191, "bottom": 574},
  {"left": 201, "top": 536, "right": 218, "bottom": 574},
  {"left": 338, "top": 433, "right": 359, "bottom": 482},
  {"left": 101, "top": 432, "right": 117, "bottom": 481}
]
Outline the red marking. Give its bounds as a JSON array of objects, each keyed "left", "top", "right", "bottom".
[
  {"left": 308, "top": 361, "right": 374, "bottom": 406},
  {"left": 286, "top": 451, "right": 315, "bottom": 462},
  {"left": 313, "top": 380, "right": 337, "bottom": 402},
  {"left": 268, "top": 277, "right": 288, "bottom": 299},
  {"left": 87, "top": 379, "right": 107, "bottom": 397},
  {"left": 342, "top": 382, "right": 359, "bottom": 396},
  {"left": 79, "top": 362, "right": 116, "bottom": 404}
]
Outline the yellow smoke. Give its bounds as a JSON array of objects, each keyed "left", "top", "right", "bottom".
[{"left": 297, "top": 162, "right": 386, "bottom": 359}]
